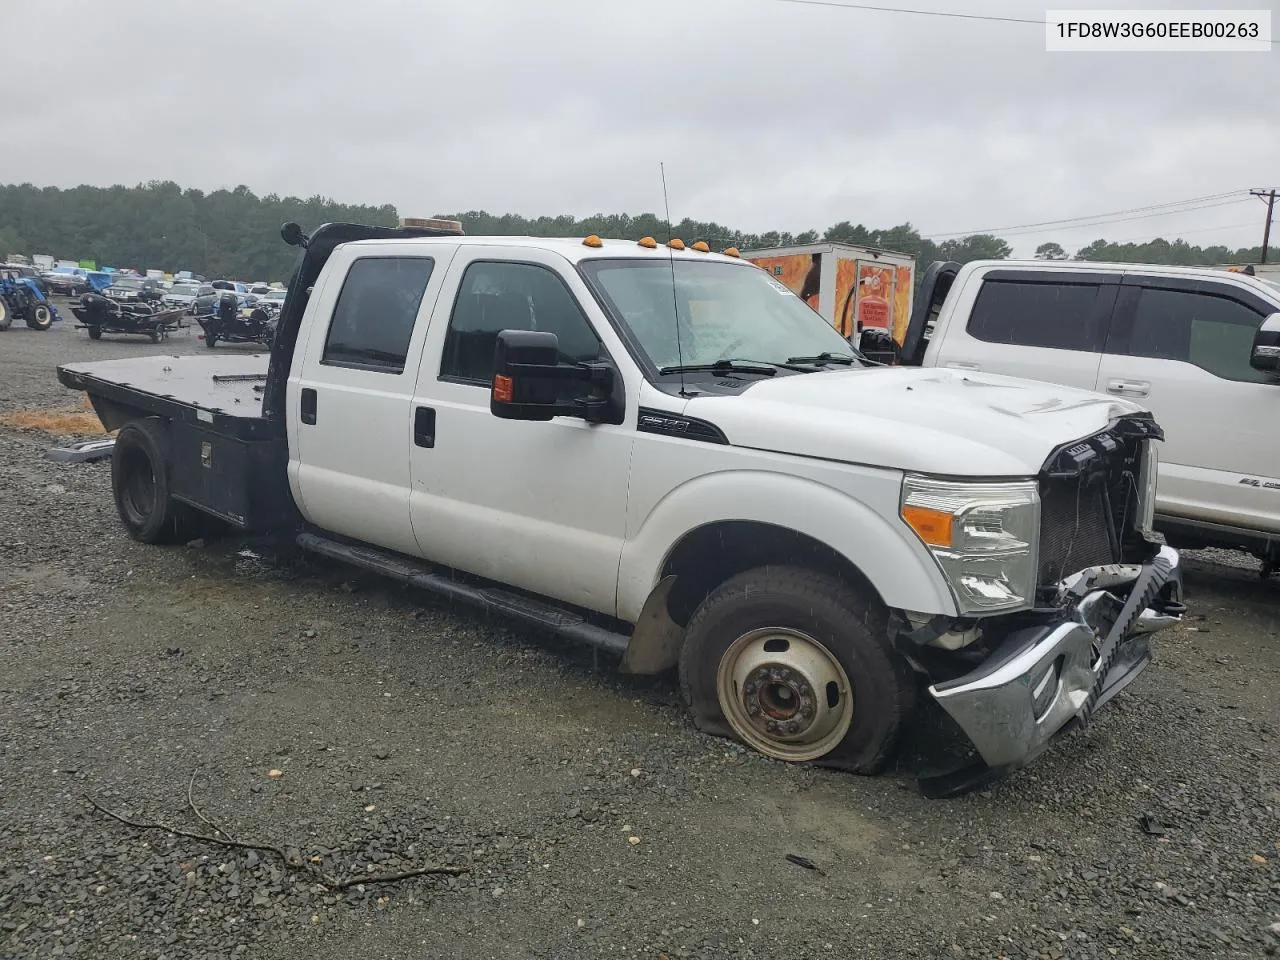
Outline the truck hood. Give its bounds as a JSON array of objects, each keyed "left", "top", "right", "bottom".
[{"left": 684, "top": 366, "right": 1147, "bottom": 477}]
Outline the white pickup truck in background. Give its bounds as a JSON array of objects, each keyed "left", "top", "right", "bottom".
[
  {"left": 861, "top": 260, "right": 1280, "bottom": 575},
  {"left": 58, "top": 220, "right": 1184, "bottom": 797}
]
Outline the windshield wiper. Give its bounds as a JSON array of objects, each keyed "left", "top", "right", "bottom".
[
  {"left": 785, "top": 352, "right": 858, "bottom": 367},
  {"left": 659, "top": 359, "right": 779, "bottom": 376}
]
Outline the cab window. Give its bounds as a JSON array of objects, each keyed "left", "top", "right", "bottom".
[
  {"left": 1126, "top": 287, "right": 1269, "bottom": 382},
  {"left": 321, "top": 257, "right": 435, "bottom": 374},
  {"left": 440, "top": 261, "right": 601, "bottom": 384}
]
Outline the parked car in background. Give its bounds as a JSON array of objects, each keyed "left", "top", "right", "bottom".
[
  {"left": 42, "top": 266, "right": 89, "bottom": 297},
  {"left": 103, "top": 276, "right": 165, "bottom": 304},
  {"left": 863, "top": 259, "right": 1280, "bottom": 575},
  {"left": 210, "top": 279, "right": 257, "bottom": 307},
  {"left": 253, "top": 286, "right": 287, "bottom": 316},
  {"left": 162, "top": 281, "right": 218, "bottom": 316}
]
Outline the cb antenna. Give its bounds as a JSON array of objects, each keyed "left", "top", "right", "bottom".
[{"left": 660, "top": 162, "right": 688, "bottom": 397}]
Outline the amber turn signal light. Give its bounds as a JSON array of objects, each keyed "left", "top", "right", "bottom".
[
  {"left": 901, "top": 505, "right": 954, "bottom": 548},
  {"left": 493, "top": 374, "right": 514, "bottom": 403}
]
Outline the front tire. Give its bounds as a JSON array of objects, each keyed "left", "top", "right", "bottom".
[
  {"left": 0, "top": 300, "right": 10, "bottom": 331},
  {"left": 111, "top": 418, "right": 198, "bottom": 544},
  {"left": 26, "top": 303, "right": 53, "bottom": 330},
  {"left": 87, "top": 325, "right": 102, "bottom": 340},
  {"left": 679, "top": 566, "right": 913, "bottom": 774}
]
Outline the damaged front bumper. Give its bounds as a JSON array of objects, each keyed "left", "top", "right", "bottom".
[{"left": 927, "top": 544, "right": 1182, "bottom": 780}]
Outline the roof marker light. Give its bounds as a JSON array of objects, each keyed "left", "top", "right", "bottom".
[
  {"left": 667, "top": 238, "right": 685, "bottom": 251},
  {"left": 723, "top": 247, "right": 741, "bottom": 258},
  {"left": 638, "top": 236, "right": 658, "bottom": 248},
  {"left": 583, "top": 235, "right": 604, "bottom": 248},
  {"left": 691, "top": 241, "right": 710, "bottom": 253}
]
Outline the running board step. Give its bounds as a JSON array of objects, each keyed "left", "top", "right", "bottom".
[{"left": 296, "top": 532, "right": 631, "bottom": 655}]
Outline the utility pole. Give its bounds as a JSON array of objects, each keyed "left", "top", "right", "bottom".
[{"left": 1251, "top": 187, "right": 1277, "bottom": 263}]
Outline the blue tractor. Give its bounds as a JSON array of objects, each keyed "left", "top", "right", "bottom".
[{"left": 0, "top": 268, "right": 59, "bottom": 331}]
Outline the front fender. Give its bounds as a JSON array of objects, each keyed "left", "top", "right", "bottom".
[{"left": 617, "top": 470, "right": 956, "bottom": 622}]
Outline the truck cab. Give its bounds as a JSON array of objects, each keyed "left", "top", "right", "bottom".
[
  {"left": 877, "top": 260, "right": 1280, "bottom": 572},
  {"left": 57, "top": 222, "right": 1185, "bottom": 796}
]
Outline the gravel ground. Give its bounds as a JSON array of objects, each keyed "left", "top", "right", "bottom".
[{"left": 2, "top": 306, "right": 1278, "bottom": 959}]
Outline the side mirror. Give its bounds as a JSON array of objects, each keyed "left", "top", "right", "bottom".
[
  {"left": 857, "top": 327, "right": 898, "bottom": 365},
  {"left": 490, "top": 329, "right": 617, "bottom": 422},
  {"left": 1251, "top": 313, "right": 1280, "bottom": 372}
]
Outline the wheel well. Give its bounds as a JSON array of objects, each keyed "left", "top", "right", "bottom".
[{"left": 661, "top": 521, "right": 883, "bottom": 627}]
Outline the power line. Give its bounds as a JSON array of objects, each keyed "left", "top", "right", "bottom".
[
  {"left": 1085, "top": 219, "right": 1260, "bottom": 246},
  {"left": 924, "top": 190, "right": 1250, "bottom": 239},
  {"left": 763, "top": 0, "right": 1039, "bottom": 25},
  {"left": 972, "top": 198, "right": 1252, "bottom": 239}
]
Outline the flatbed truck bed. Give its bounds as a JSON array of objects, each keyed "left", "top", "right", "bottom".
[{"left": 57, "top": 353, "right": 288, "bottom": 529}]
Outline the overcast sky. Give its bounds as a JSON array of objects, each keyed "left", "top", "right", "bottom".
[{"left": 10, "top": 0, "right": 1278, "bottom": 255}]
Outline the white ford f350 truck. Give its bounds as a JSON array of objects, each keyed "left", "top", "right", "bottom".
[
  {"left": 57, "top": 220, "right": 1184, "bottom": 797},
  {"left": 861, "top": 259, "right": 1280, "bottom": 575}
]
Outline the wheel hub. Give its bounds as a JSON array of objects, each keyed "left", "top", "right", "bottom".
[{"left": 716, "top": 627, "right": 853, "bottom": 762}]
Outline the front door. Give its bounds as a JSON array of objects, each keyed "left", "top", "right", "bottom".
[
  {"left": 1095, "top": 277, "right": 1280, "bottom": 533},
  {"left": 290, "top": 248, "right": 450, "bottom": 556},
  {"left": 408, "top": 246, "right": 634, "bottom": 616}
]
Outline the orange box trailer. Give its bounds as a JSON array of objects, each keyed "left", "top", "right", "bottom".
[{"left": 742, "top": 242, "right": 916, "bottom": 344}]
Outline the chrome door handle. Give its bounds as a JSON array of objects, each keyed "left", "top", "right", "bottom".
[{"left": 1106, "top": 379, "right": 1150, "bottom": 398}]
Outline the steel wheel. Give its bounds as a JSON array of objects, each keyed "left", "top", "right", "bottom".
[{"left": 715, "top": 626, "right": 854, "bottom": 762}]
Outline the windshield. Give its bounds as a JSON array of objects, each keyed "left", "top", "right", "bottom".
[
  {"left": 112, "top": 278, "right": 144, "bottom": 290},
  {"left": 579, "top": 258, "right": 858, "bottom": 372},
  {"left": 264, "top": 289, "right": 286, "bottom": 300},
  {"left": 169, "top": 285, "right": 197, "bottom": 295},
  {"left": 52, "top": 267, "right": 79, "bottom": 275}
]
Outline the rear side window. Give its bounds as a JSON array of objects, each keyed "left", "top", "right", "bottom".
[
  {"left": 967, "top": 279, "right": 1104, "bottom": 352},
  {"left": 321, "top": 257, "right": 435, "bottom": 374},
  {"left": 1127, "top": 287, "right": 1269, "bottom": 383}
]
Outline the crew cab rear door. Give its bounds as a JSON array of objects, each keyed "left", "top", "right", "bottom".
[
  {"left": 923, "top": 267, "right": 1120, "bottom": 391},
  {"left": 288, "top": 242, "right": 457, "bottom": 556},
  {"left": 407, "top": 245, "right": 635, "bottom": 616}
]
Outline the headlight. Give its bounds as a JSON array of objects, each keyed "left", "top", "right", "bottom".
[{"left": 900, "top": 475, "right": 1040, "bottom": 615}]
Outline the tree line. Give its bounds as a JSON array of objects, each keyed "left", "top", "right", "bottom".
[{"left": 0, "top": 180, "right": 1265, "bottom": 281}]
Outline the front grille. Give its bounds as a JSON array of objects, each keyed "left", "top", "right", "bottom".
[{"left": 1038, "top": 477, "right": 1118, "bottom": 585}]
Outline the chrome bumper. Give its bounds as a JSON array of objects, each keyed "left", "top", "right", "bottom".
[{"left": 928, "top": 545, "right": 1182, "bottom": 771}]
